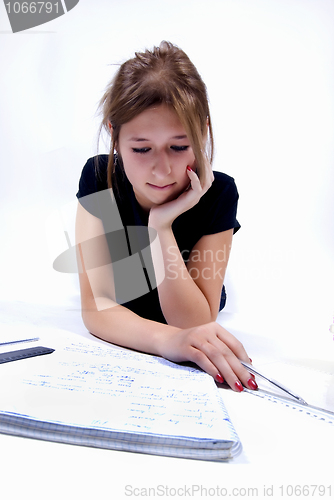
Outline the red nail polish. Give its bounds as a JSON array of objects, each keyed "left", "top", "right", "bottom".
[
  {"left": 249, "top": 358, "right": 253, "bottom": 364},
  {"left": 235, "top": 381, "right": 243, "bottom": 392},
  {"left": 216, "top": 373, "right": 224, "bottom": 384},
  {"left": 250, "top": 373, "right": 255, "bottom": 379},
  {"left": 187, "top": 165, "right": 192, "bottom": 171},
  {"left": 248, "top": 378, "right": 258, "bottom": 390}
]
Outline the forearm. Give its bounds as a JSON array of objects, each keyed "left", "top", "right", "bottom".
[
  {"left": 81, "top": 296, "right": 258, "bottom": 394},
  {"left": 81, "top": 297, "right": 180, "bottom": 356},
  {"left": 150, "top": 225, "right": 213, "bottom": 327}
]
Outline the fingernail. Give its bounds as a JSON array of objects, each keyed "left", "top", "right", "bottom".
[
  {"left": 216, "top": 373, "right": 224, "bottom": 384},
  {"left": 249, "top": 358, "right": 253, "bottom": 364},
  {"left": 187, "top": 165, "right": 192, "bottom": 171},
  {"left": 235, "top": 381, "right": 244, "bottom": 392},
  {"left": 250, "top": 373, "right": 255, "bottom": 379},
  {"left": 248, "top": 378, "right": 258, "bottom": 390}
]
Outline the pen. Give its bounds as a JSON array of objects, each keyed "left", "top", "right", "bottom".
[
  {"left": 240, "top": 360, "right": 308, "bottom": 405},
  {"left": 0, "top": 337, "right": 40, "bottom": 347}
]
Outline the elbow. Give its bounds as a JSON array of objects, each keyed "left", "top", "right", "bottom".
[
  {"left": 81, "top": 307, "right": 95, "bottom": 335},
  {"left": 80, "top": 295, "right": 118, "bottom": 334},
  {"left": 80, "top": 295, "right": 99, "bottom": 334}
]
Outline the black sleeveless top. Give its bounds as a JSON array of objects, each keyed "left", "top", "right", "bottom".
[{"left": 76, "top": 155, "right": 240, "bottom": 323}]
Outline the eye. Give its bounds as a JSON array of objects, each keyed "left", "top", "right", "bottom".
[
  {"left": 170, "top": 145, "right": 189, "bottom": 152},
  {"left": 132, "top": 147, "right": 151, "bottom": 154}
]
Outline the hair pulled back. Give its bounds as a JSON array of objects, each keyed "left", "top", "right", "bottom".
[{"left": 99, "top": 41, "right": 214, "bottom": 189}]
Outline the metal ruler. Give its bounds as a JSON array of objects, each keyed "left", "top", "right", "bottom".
[
  {"left": 0, "top": 346, "right": 55, "bottom": 364},
  {"left": 244, "top": 387, "right": 334, "bottom": 424}
]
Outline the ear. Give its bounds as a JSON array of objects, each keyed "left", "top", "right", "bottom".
[
  {"left": 206, "top": 116, "right": 210, "bottom": 134},
  {"left": 202, "top": 118, "right": 209, "bottom": 144},
  {"left": 108, "top": 121, "right": 119, "bottom": 153}
]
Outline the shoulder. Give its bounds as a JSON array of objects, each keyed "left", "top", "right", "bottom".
[
  {"left": 80, "top": 154, "right": 108, "bottom": 188},
  {"left": 212, "top": 170, "right": 236, "bottom": 184},
  {"left": 76, "top": 154, "right": 109, "bottom": 199},
  {"left": 210, "top": 171, "right": 239, "bottom": 197},
  {"left": 76, "top": 155, "right": 110, "bottom": 218},
  {"left": 200, "top": 170, "right": 239, "bottom": 209},
  {"left": 193, "top": 170, "right": 240, "bottom": 235}
]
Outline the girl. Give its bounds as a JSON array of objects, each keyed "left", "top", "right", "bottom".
[{"left": 76, "top": 41, "right": 257, "bottom": 393}]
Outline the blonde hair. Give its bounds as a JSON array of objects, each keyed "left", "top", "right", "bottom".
[{"left": 99, "top": 41, "right": 214, "bottom": 189}]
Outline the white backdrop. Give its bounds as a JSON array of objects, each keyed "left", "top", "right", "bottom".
[{"left": 1, "top": 0, "right": 333, "bottom": 353}]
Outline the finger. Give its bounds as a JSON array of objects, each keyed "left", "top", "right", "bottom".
[
  {"left": 185, "top": 335, "right": 243, "bottom": 392},
  {"left": 222, "top": 350, "right": 258, "bottom": 392},
  {"left": 186, "top": 344, "right": 228, "bottom": 385},
  {"left": 196, "top": 337, "right": 255, "bottom": 392},
  {"left": 190, "top": 327, "right": 257, "bottom": 391},
  {"left": 186, "top": 166, "right": 202, "bottom": 193},
  {"left": 186, "top": 166, "right": 212, "bottom": 201},
  {"left": 214, "top": 329, "right": 258, "bottom": 389},
  {"left": 216, "top": 327, "right": 250, "bottom": 363},
  {"left": 180, "top": 328, "right": 257, "bottom": 392}
]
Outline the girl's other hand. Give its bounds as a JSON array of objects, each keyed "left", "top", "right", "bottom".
[
  {"left": 149, "top": 159, "right": 214, "bottom": 230},
  {"left": 158, "top": 322, "right": 257, "bottom": 393}
]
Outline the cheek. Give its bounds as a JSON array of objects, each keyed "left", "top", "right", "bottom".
[
  {"left": 122, "top": 159, "right": 151, "bottom": 191},
  {"left": 177, "top": 153, "right": 195, "bottom": 177},
  {"left": 184, "top": 150, "right": 196, "bottom": 171},
  {"left": 177, "top": 169, "right": 191, "bottom": 191},
  {"left": 123, "top": 166, "right": 141, "bottom": 187},
  {"left": 121, "top": 156, "right": 137, "bottom": 184}
]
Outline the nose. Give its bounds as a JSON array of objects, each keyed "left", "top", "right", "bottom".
[{"left": 152, "top": 151, "right": 171, "bottom": 178}]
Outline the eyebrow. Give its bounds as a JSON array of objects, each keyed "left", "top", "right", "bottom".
[
  {"left": 172, "top": 135, "right": 188, "bottom": 140},
  {"left": 128, "top": 135, "right": 188, "bottom": 142}
]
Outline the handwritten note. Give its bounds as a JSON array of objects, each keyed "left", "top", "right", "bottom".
[{"left": 1, "top": 336, "right": 237, "bottom": 443}]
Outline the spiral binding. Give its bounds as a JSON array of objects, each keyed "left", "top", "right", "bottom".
[{"left": 244, "top": 388, "right": 334, "bottom": 425}]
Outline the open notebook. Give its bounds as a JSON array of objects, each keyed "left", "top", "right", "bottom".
[{"left": 0, "top": 334, "right": 241, "bottom": 461}]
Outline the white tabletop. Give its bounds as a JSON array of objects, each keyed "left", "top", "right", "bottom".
[{"left": 0, "top": 301, "right": 333, "bottom": 500}]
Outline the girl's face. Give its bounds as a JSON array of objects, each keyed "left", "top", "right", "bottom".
[{"left": 117, "top": 104, "right": 196, "bottom": 212}]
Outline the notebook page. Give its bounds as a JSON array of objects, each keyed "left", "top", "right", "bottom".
[{"left": 0, "top": 336, "right": 237, "bottom": 443}]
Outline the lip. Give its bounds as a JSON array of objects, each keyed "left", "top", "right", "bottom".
[{"left": 147, "top": 183, "right": 176, "bottom": 190}]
